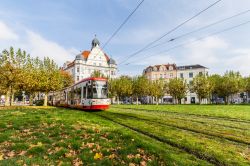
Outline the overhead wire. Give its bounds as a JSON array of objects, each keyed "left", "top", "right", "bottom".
[
  {"left": 125, "top": 20, "right": 250, "bottom": 65},
  {"left": 118, "top": 0, "right": 222, "bottom": 65},
  {"left": 102, "top": 0, "right": 145, "bottom": 50},
  {"left": 144, "top": 9, "right": 250, "bottom": 51}
]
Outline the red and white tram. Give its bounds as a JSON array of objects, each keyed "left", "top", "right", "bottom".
[{"left": 48, "top": 77, "right": 110, "bottom": 110}]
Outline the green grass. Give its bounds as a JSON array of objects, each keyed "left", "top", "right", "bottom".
[{"left": 0, "top": 105, "right": 249, "bottom": 165}]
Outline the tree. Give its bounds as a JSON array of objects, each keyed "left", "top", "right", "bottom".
[
  {"left": 211, "top": 71, "right": 243, "bottom": 104},
  {"left": 108, "top": 78, "right": 117, "bottom": 104},
  {"left": 132, "top": 76, "right": 150, "bottom": 105},
  {"left": 166, "top": 78, "right": 187, "bottom": 104},
  {"left": 148, "top": 79, "right": 165, "bottom": 105},
  {"left": 60, "top": 70, "right": 74, "bottom": 88},
  {"left": 114, "top": 76, "right": 133, "bottom": 104},
  {"left": 0, "top": 47, "right": 28, "bottom": 106},
  {"left": 38, "top": 57, "right": 63, "bottom": 106},
  {"left": 192, "top": 75, "right": 214, "bottom": 104},
  {"left": 91, "top": 70, "right": 105, "bottom": 78},
  {"left": 244, "top": 76, "right": 250, "bottom": 103}
]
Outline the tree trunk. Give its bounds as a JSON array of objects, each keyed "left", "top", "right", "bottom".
[
  {"left": 225, "top": 96, "right": 229, "bottom": 105},
  {"left": 29, "top": 94, "right": 34, "bottom": 106},
  {"left": 44, "top": 93, "right": 48, "bottom": 106},
  {"left": 5, "top": 90, "right": 10, "bottom": 106},
  {"left": 117, "top": 96, "right": 120, "bottom": 105},
  {"left": 199, "top": 97, "right": 202, "bottom": 105},
  {"left": 136, "top": 97, "right": 138, "bottom": 105},
  {"left": 11, "top": 93, "right": 15, "bottom": 106}
]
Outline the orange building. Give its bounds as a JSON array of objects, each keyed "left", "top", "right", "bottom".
[{"left": 143, "top": 64, "right": 177, "bottom": 82}]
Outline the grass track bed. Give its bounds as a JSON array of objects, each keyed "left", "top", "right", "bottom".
[
  {"left": 95, "top": 112, "right": 249, "bottom": 166},
  {"left": 0, "top": 106, "right": 213, "bottom": 166},
  {"left": 112, "top": 105, "right": 250, "bottom": 123},
  {"left": 102, "top": 111, "right": 250, "bottom": 145}
]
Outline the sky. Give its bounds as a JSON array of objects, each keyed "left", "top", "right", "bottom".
[{"left": 0, "top": 0, "right": 250, "bottom": 76}]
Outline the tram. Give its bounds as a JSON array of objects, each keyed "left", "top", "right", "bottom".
[{"left": 48, "top": 77, "right": 110, "bottom": 110}]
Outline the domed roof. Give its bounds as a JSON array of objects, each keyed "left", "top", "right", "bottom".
[
  {"left": 75, "top": 54, "right": 84, "bottom": 60},
  {"left": 92, "top": 36, "right": 100, "bottom": 49},
  {"left": 108, "top": 58, "right": 116, "bottom": 65}
]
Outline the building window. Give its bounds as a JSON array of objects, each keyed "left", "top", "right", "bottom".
[
  {"left": 93, "top": 63, "right": 96, "bottom": 66},
  {"left": 199, "top": 72, "right": 203, "bottom": 76},
  {"left": 77, "top": 76, "right": 79, "bottom": 81},
  {"left": 170, "top": 73, "right": 173, "bottom": 78},
  {"left": 180, "top": 73, "right": 183, "bottom": 78},
  {"left": 160, "top": 74, "right": 163, "bottom": 78},
  {"left": 111, "top": 71, "right": 114, "bottom": 75},
  {"left": 189, "top": 72, "right": 193, "bottom": 78},
  {"left": 77, "top": 67, "right": 80, "bottom": 73}
]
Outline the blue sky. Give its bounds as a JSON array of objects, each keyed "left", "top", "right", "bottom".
[{"left": 0, "top": 0, "right": 250, "bottom": 76}]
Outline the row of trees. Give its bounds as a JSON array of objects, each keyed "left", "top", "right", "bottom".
[
  {"left": 0, "top": 47, "right": 73, "bottom": 106},
  {"left": 108, "top": 71, "right": 250, "bottom": 105},
  {"left": 108, "top": 76, "right": 165, "bottom": 104}
]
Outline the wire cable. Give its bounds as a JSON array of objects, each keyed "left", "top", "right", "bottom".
[
  {"left": 125, "top": 20, "right": 250, "bottom": 65},
  {"left": 102, "top": 0, "right": 145, "bottom": 50},
  {"left": 145, "top": 9, "right": 250, "bottom": 51},
  {"left": 118, "top": 0, "right": 222, "bottom": 65}
]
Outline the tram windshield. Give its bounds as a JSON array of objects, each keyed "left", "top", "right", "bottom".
[{"left": 92, "top": 80, "right": 108, "bottom": 99}]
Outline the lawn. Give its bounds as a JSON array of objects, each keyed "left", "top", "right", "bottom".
[{"left": 0, "top": 105, "right": 249, "bottom": 166}]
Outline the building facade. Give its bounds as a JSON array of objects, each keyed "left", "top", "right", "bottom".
[
  {"left": 143, "top": 64, "right": 177, "bottom": 82},
  {"left": 177, "top": 65, "right": 209, "bottom": 104},
  {"left": 62, "top": 37, "right": 117, "bottom": 83},
  {"left": 143, "top": 64, "right": 208, "bottom": 104}
]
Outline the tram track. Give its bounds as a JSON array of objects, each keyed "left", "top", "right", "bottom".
[
  {"left": 93, "top": 112, "right": 226, "bottom": 166},
  {"left": 104, "top": 111, "right": 250, "bottom": 145},
  {"left": 112, "top": 107, "right": 249, "bottom": 131},
  {"left": 112, "top": 106, "right": 250, "bottom": 124}
]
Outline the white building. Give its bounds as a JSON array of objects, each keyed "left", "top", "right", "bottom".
[
  {"left": 62, "top": 37, "right": 117, "bottom": 83},
  {"left": 177, "top": 64, "right": 209, "bottom": 104}
]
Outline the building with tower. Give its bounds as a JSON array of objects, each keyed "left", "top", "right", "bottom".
[{"left": 62, "top": 37, "right": 117, "bottom": 83}]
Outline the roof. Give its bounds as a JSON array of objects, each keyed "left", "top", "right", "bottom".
[
  {"left": 74, "top": 77, "right": 107, "bottom": 86},
  {"left": 108, "top": 58, "right": 116, "bottom": 64},
  {"left": 177, "top": 64, "right": 208, "bottom": 70},
  {"left": 145, "top": 64, "right": 177, "bottom": 71},
  {"left": 82, "top": 51, "right": 90, "bottom": 59}
]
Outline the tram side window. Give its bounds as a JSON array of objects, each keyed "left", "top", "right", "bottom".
[
  {"left": 83, "top": 87, "right": 86, "bottom": 99},
  {"left": 75, "top": 87, "right": 81, "bottom": 100},
  {"left": 87, "top": 85, "right": 92, "bottom": 99}
]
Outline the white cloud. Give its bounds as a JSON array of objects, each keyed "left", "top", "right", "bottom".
[
  {"left": 25, "top": 31, "right": 74, "bottom": 65},
  {"left": 0, "top": 21, "right": 18, "bottom": 40},
  {"left": 184, "top": 36, "right": 228, "bottom": 65},
  {"left": 224, "top": 49, "right": 250, "bottom": 76},
  {"left": 0, "top": 20, "right": 76, "bottom": 66},
  {"left": 132, "top": 53, "right": 175, "bottom": 66}
]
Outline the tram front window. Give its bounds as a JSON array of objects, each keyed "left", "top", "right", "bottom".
[{"left": 92, "top": 81, "right": 108, "bottom": 99}]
